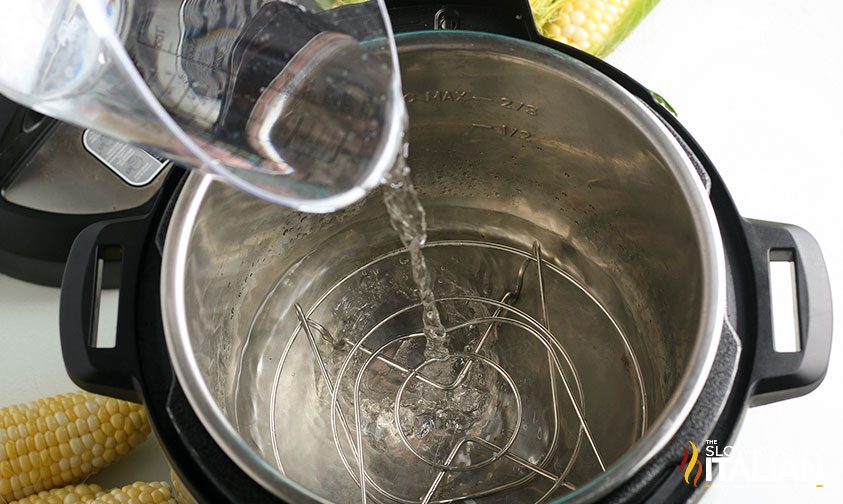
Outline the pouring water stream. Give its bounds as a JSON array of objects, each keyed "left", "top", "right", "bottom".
[{"left": 382, "top": 155, "right": 449, "bottom": 362}]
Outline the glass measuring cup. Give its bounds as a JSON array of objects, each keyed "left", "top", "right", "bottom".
[{"left": 0, "top": 0, "right": 405, "bottom": 213}]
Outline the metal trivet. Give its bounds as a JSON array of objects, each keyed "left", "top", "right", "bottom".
[{"left": 270, "top": 240, "right": 647, "bottom": 503}]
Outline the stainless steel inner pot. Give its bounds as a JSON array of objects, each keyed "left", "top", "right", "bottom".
[{"left": 161, "top": 32, "right": 725, "bottom": 503}]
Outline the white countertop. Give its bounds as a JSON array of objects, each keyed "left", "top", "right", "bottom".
[
  {"left": 608, "top": 0, "right": 842, "bottom": 501},
  {"left": 1, "top": 0, "right": 840, "bottom": 501}
]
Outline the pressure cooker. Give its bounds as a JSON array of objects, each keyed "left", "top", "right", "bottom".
[{"left": 59, "top": 1, "right": 832, "bottom": 502}]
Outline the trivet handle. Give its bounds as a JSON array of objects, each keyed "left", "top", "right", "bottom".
[{"left": 744, "top": 219, "right": 833, "bottom": 407}]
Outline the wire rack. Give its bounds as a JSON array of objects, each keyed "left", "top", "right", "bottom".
[{"left": 269, "top": 240, "right": 647, "bottom": 503}]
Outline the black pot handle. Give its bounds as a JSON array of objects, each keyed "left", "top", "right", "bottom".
[
  {"left": 745, "top": 219, "right": 833, "bottom": 407},
  {"left": 60, "top": 216, "right": 152, "bottom": 403}
]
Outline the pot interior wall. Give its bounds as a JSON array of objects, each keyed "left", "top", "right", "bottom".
[{"left": 171, "top": 33, "right": 707, "bottom": 502}]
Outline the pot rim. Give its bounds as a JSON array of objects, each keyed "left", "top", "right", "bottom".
[{"left": 160, "top": 31, "right": 726, "bottom": 503}]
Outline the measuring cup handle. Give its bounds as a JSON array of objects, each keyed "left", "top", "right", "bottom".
[{"left": 744, "top": 219, "right": 833, "bottom": 407}]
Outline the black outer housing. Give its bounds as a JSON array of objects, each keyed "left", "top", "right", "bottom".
[
  {"left": 0, "top": 97, "right": 158, "bottom": 287},
  {"left": 59, "top": 1, "right": 833, "bottom": 502}
]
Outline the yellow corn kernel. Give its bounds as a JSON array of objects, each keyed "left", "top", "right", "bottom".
[
  {"left": 170, "top": 469, "right": 197, "bottom": 504},
  {"left": 533, "top": 0, "right": 659, "bottom": 57},
  {"left": 8, "top": 482, "right": 176, "bottom": 504},
  {"left": 1, "top": 392, "right": 151, "bottom": 502}
]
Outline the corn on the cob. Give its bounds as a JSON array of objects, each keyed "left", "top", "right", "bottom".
[
  {"left": 169, "top": 470, "right": 196, "bottom": 504},
  {"left": 0, "top": 392, "right": 151, "bottom": 502},
  {"left": 8, "top": 482, "right": 176, "bottom": 504},
  {"left": 532, "top": 0, "right": 658, "bottom": 57}
]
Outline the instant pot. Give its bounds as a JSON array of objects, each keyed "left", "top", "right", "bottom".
[
  {"left": 0, "top": 97, "right": 169, "bottom": 286},
  {"left": 60, "top": 1, "right": 832, "bottom": 502}
]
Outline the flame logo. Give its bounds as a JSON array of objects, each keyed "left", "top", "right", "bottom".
[{"left": 678, "top": 441, "right": 703, "bottom": 487}]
